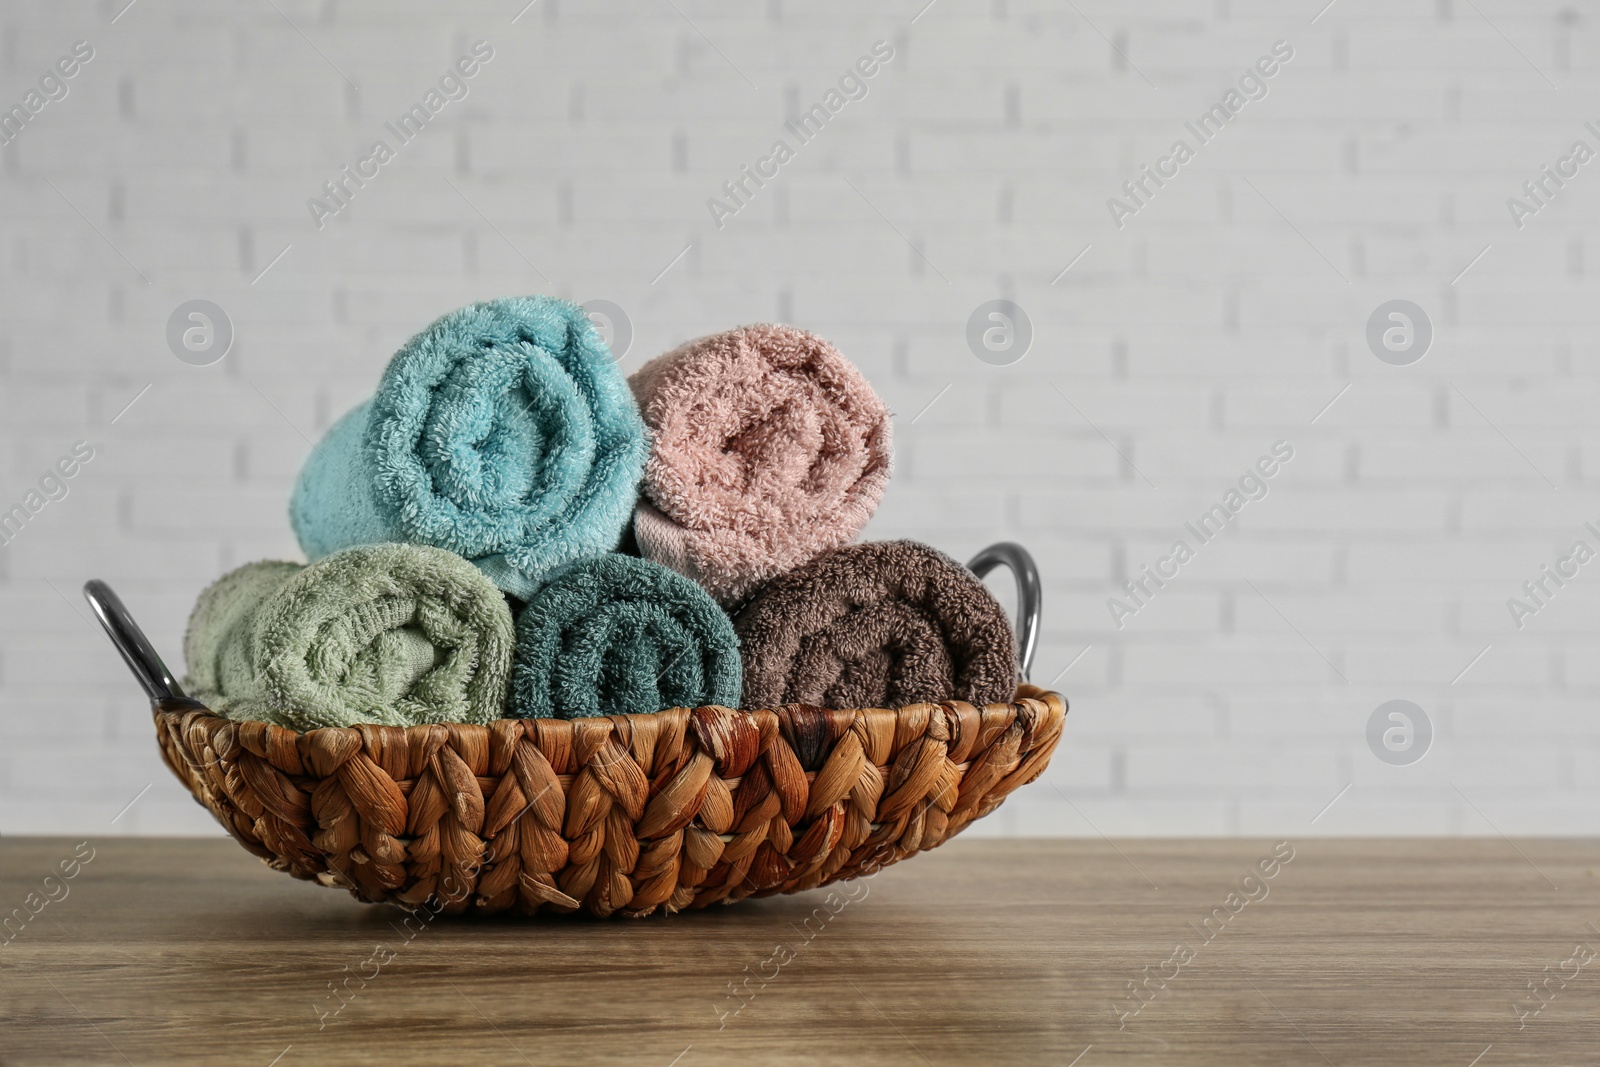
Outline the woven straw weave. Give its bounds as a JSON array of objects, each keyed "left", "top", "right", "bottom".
[{"left": 152, "top": 686, "right": 1066, "bottom": 917}]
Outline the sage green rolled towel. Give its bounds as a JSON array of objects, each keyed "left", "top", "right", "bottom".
[
  {"left": 510, "top": 553, "right": 741, "bottom": 719},
  {"left": 183, "top": 543, "right": 515, "bottom": 731}
]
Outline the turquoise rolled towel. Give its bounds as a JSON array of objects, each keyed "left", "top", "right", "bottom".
[
  {"left": 183, "top": 543, "right": 515, "bottom": 731},
  {"left": 510, "top": 554, "right": 742, "bottom": 719},
  {"left": 290, "top": 296, "right": 650, "bottom": 600}
]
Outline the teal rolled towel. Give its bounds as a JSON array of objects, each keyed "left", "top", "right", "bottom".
[
  {"left": 510, "top": 554, "right": 742, "bottom": 719},
  {"left": 290, "top": 296, "right": 650, "bottom": 600},
  {"left": 183, "top": 543, "right": 515, "bottom": 731}
]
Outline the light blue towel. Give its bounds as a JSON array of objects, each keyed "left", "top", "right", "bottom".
[{"left": 291, "top": 296, "right": 650, "bottom": 600}]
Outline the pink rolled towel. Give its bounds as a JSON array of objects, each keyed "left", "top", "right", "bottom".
[{"left": 629, "top": 324, "right": 893, "bottom": 605}]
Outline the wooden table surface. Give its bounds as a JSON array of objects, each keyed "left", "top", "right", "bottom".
[{"left": 3, "top": 836, "right": 1600, "bottom": 1065}]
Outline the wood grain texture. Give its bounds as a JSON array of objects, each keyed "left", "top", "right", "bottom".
[{"left": 3, "top": 837, "right": 1600, "bottom": 1065}]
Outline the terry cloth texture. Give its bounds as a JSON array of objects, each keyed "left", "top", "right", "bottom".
[
  {"left": 290, "top": 295, "right": 650, "bottom": 600},
  {"left": 628, "top": 323, "right": 892, "bottom": 606},
  {"left": 183, "top": 543, "right": 515, "bottom": 731},
  {"left": 733, "top": 540, "right": 1018, "bottom": 710},
  {"left": 510, "top": 553, "right": 742, "bottom": 720}
]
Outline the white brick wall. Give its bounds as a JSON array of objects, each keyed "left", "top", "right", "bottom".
[{"left": 1, "top": 0, "right": 1596, "bottom": 837}]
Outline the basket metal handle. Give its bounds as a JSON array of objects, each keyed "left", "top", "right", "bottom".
[
  {"left": 83, "top": 580, "right": 187, "bottom": 705},
  {"left": 966, "top": 542, "right": 1041, "bottom": 681}
]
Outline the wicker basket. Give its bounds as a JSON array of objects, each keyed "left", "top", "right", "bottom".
[{"left": 85, "top": 543, "right": 1067, "bottom": 918}]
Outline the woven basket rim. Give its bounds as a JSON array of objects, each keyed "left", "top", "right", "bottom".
[
  {"left": 152, "top": 685, "right": 1068, "bottom": 917},
  {"left": 160, "top": 683, "right": 1065, "bottom": 732}
]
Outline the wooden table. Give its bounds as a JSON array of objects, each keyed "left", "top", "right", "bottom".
[{"left": 3, "top": 836, "right": 1599, "bottom": 1065}]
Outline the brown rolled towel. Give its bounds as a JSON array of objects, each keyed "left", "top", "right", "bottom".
[{"left": 734, "top": 540, "right": 1018, "bottom": 709}]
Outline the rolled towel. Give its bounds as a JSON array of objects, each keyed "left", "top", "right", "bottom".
[
  {"left": 734, "top": 540, "right": 1017, "bottom": 710},
  {"left": 629, "top": 323, "right": 892, "bottom": 606},
  {"left": 291, "top": 296, "right": 650, "bottom": 600},
  {"left": 510, "top": 554, "right": 742, "bottom": 719},
  {"left": 183, "top": 543, "right": 515, "bottom": 731}
]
